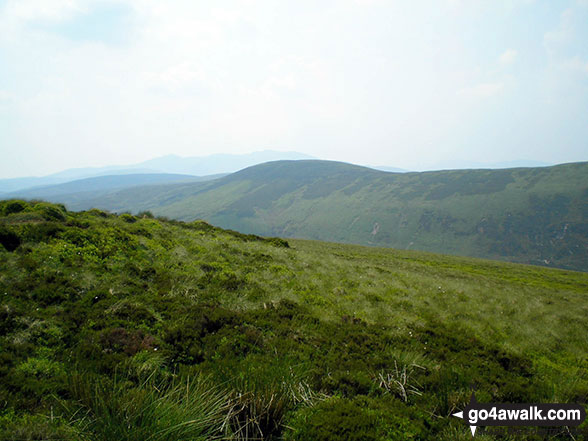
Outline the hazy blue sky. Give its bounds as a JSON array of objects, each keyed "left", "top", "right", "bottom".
[{"left": 1, "top": 0, "right": 587, "bottom": 178}]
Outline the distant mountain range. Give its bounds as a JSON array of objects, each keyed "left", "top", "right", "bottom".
[
  {"left": 1, "top": 151, "right": 554, "bottom": 194},
  {"left": 428, "top": 159, "right": 553, "bottom": 170},
  {"left": 9, "top": 159, "right": 584, "bottom": 271},
  {"left": 5, "top": 173, "right": 220, "bottom": 204},
  {"left": 0, "top": 150, "right": 314, "bottom": 193}
]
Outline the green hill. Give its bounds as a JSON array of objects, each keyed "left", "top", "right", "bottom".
[
  {"left": 6, "top": 173, "right": 222, "bottom": 204},
  {"left": 68, "top": 160, "right": 588, "bottom": 272},
  {"left": 1, "top": 200, "right": 587, "bottom": 440}
]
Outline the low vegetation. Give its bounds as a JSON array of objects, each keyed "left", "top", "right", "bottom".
[
  {"left": 32, "top": 160, "right": 588, "bottom": 272},
  {"left": 1, "top": 200, "right": 587, "bottom": 440}
]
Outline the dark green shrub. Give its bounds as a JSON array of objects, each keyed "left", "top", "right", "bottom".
[
  {"left": 9, "top": 356, "right": 68, "bottom": 397},
  {"left": 0, "top": 211, "right": 44, "bottom": 223},
  {"left": 66, "top": 218, "right": 91, "bottom": 228},
  {"left": 128, "top": 223, "right": 153, "bottom": 238},
  {"left": 1, "top": 200, "right": 28, "bottom": 216},
  {"left": 286, "top": 398, "right": 380, "bottom": 441},
  {"left": 217, "top": 271, "right": 245, "bottom": 291},
  {"left": 286, "top": 396, "right": 428, "bottom": 441},
  {"left": 0, "top": 226, "right": 20, "bottom": 251},
  {"left": 32, "top": 286, "right": 69, "bottom": 305},
  {"left": 268, "top": 237, "right": 290, "bottom": 248},
  {"left": 86, "top": 208, "right": 110, "bottom": 217},
  {"left": 163, "top": 305, "right": 240, "bottom": 364},
  {"left": 106, "top": 301, "right": 157, "bottom": 327},
  {"left": 58, "top": 228, "right": 91, "bottom": 246},
  {"left": 17, "top": 222, "right": 64, "bottom": 244},
  {"left": 120, "top": 213, "right": 137, "bottom": 223},
  {"left": 200, "top": 262, "right": 220, "bottom": 273},
  {"left": 189, "top": 220, "right": 216, "bottom": 232},
  {"left": 31, "top": 272, "right": 77, "bottom": 306},
  {"left": 322, "top": 370, "right": 373, "bottom": 397},
  {"left": 33, "top": 203, "right": 66, "bottom": 221},
  {"left": 0, "top": 411, "right": 78, "bottom": 441},
  {"left": 0, "top": 305, "right": 16, "bottom": 335},
  {"left": 100, "top": 328, "right": 156, "bottom": 356}
]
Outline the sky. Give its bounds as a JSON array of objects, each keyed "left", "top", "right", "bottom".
[{"left": 0, "top": 0, "right": 587, "bottom": 178}]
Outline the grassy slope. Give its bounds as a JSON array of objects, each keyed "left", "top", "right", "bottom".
[
  {"left": 1, "top": 200, "right": 587, "bottom": 440},
  {"left": 7, "top": 173, "right": 222, "bottom": 207},
  {"left": 62, "top": 160, "right": 588, "bottom": 272}
]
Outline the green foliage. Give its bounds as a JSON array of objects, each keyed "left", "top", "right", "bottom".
[
  {"left": 286, "top": 397, "right": 381, "bottom": 441},
  {"left": 120, "top": 213, "right": 137, "bottom": 223},
  {"left": 0, "top": 200, "right": 587, "bottom": 440},
  {"left": 0, "top": 225, "right": 20, "bottom": 251},
  {"left": 53, "top": 160, "right": 587, "bottom": 271},
  {"left": 63, "top": 373, "right": 233, "bottom": 441},
  {"left": 1, "top": 199, "right": 28, "bottom": 216},
  {"left": 15, "top": 356, "right": 66, "bottom": 379},
  {"left": 0, "top": 410, "right": 79, "bottom": 441},
  {"left": 17, "top": 222, "right": 65, "bottom": 244},
  {"left": 285, "top": 396, "right": 427, "bottom": 441},
  {"left": 87, "top": 208, "right": 110, "bottom": 217},
  {"left": 32, "top": 202, "right": 67, "bottom": 221}
]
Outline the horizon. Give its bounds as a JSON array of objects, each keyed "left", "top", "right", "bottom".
[
  {"left": 1, "top": 1, "right": 587, "bottom": 178},
  {"left": 1, "top": 150, "right": 583, "bottom": 181}
]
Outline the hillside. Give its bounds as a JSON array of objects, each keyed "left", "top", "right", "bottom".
[
  {"left": 0, "top": 151, "right": 313, "bottom": 193},
  {"left": 0, "top": 176, "right": 69, "bottom": 194},
  {"left": 0, "top": 170, "right": 161, "bottom": 194},
  {"left": 6, "top": 173, "right": 221, "bottom": 207},
  {"left": 135, "top": 150, "right": 314, "bottom": 176},
  {"left": 0, "top": 200, "right": 587, "bottom": 440},
  {"left": 64, "top": 160, "right": 588, "bottom": 272}
]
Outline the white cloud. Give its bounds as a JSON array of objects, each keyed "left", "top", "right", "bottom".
[
  {"left": 499, "top": 49, "right": 518, "bottom": 65},
  {"left": 141, "top": 62, "right": 208, "bottom": 92},
  {"left": 542, "top": 5, "right": 588, "bottom": 59},
  {"left": 1, "top": 1, "right": 587, "bottom": 177},
  {"left": 458, "top": 82, "right": 504, "bottom": 98},
  {"left": 543, "top": 3, "right": 588, "bottom": 76},
  {"left": 561, "top": 56, "right": 588, "bottom": 74},
  {"left": 3, "top": 0, "right": 84, "bottom": 22},
  {"left": 543, "top": 9, "right": 574, "bottom": 57},
  {"left": 0, "top": 0, "right": 134, "bottom": 44},
  {"left": 353, "top": 0, "right": 384, "bottom": 5}
]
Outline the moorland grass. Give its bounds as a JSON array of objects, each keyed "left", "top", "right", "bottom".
[
  {"left": 0, "top": 200, "right": 587, "bottom": 440},
  {"left": 54, "top": 160, "right": 588, "bottom": 272}
]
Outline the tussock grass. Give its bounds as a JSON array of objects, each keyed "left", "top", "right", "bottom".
[
  {"left": 1, "top": 200, "right": 587, "bottom": 439},
  {"left": 63, "top": 372, "right": 233, "bottom": 441}
]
